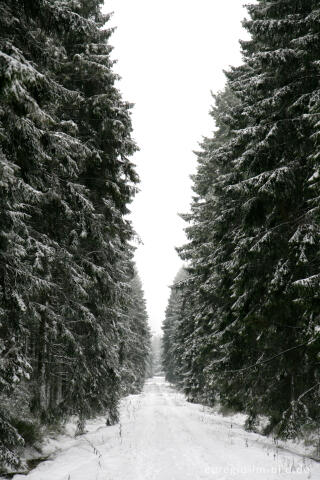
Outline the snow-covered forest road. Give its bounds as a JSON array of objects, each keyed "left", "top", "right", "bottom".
[{"left": 14, "top": 377, "right": 320, "bottom": 480}]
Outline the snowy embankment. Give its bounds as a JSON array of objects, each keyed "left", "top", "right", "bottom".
[{"left": 6, "top": 377, "right": 320, "bottom": 480}]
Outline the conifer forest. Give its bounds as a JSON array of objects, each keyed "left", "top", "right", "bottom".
[
  {"left": 1, "top": 0, "right": 320, "bottom": 478},
  {"left": 0, "top": 0, "right": 150, "bottom": 471},
  {"left": 163, "top": 0, "right": 320, "bottom": 444}
]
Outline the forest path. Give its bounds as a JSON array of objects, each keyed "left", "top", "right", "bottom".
[{"left": 14, "top": 377, "right": 320, "bottom": 480}]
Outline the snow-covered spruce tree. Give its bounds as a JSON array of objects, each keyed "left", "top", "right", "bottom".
[
  {"left": 50, "top": 0, "right": 139, "bottom": 428},
  {"left": 162, "top": 268, "right": 187, "bottom": 385},
  {"left": 0, "top": 0, "right": 140, "bottom": 465},
  {"left": 179, "top": 1, "right": 320, "bottom": 436},
  {"left": 0, "top": 148, "right": 30, "bottom": 467},
  {"left": 0, "top": 0, "right": 106, "bottom": 429},
  {"left": 120, "top": 269, "right": 151, "bottom": 395},
  {"left": 0, "top": 0, "right": 81, "bottom": 464},
  {"left": 221, "top": 0, "right": 320, "bottom": 436},
  {"left": 176, "top": 87, "right": 240, "bottom": 405}
]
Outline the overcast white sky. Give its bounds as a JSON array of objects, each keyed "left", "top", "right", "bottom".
[{"left": 102, "top": 0, "right": 251, "bottom": 334}]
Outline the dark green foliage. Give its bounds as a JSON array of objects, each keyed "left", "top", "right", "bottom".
[
  {"left": 10, "top": 418, "right": 41, "bottom": 447},
  {"left": 0, "top": 411, "right": 23, "bottom": 470},
  {"left": 173, "top": 0, "right": 320, "bottom": 440}
]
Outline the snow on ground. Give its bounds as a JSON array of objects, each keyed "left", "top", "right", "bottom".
[{"left": 11, "top": 377, "right": 320, "bottom": 480}]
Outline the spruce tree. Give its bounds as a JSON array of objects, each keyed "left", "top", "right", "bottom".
[
  {"left": 120, "top": 270, "right": 151, "bottom": 394},
  {"left": 0, "top": 0, "right": 77, "bottom": 462},
  {"left": 0, "top": 0, "right": 142, "bottom": 467},
  {"left": 219, "top": 0, "right": 320, "bottom": 435},
  {"left": 178, "top": 0, "right": 320, "bottom": 436},
  {"left": 177, "top": 88, "right": 240, "bottom": 405},
  {"left": 47, "top": 0, "right": 139, "bottom": 428}
]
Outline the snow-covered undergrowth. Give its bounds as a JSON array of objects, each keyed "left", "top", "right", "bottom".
[{"left": 201, "top": 403, "right": 320, "bottom": 462}]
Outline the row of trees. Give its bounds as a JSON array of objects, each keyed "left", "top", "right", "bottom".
[
  {"left": 163, "top": 0, "right": 320, "bottom": 440},
  {"left": 0, "top": 0, "right": 150, "bottom": 470}
]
